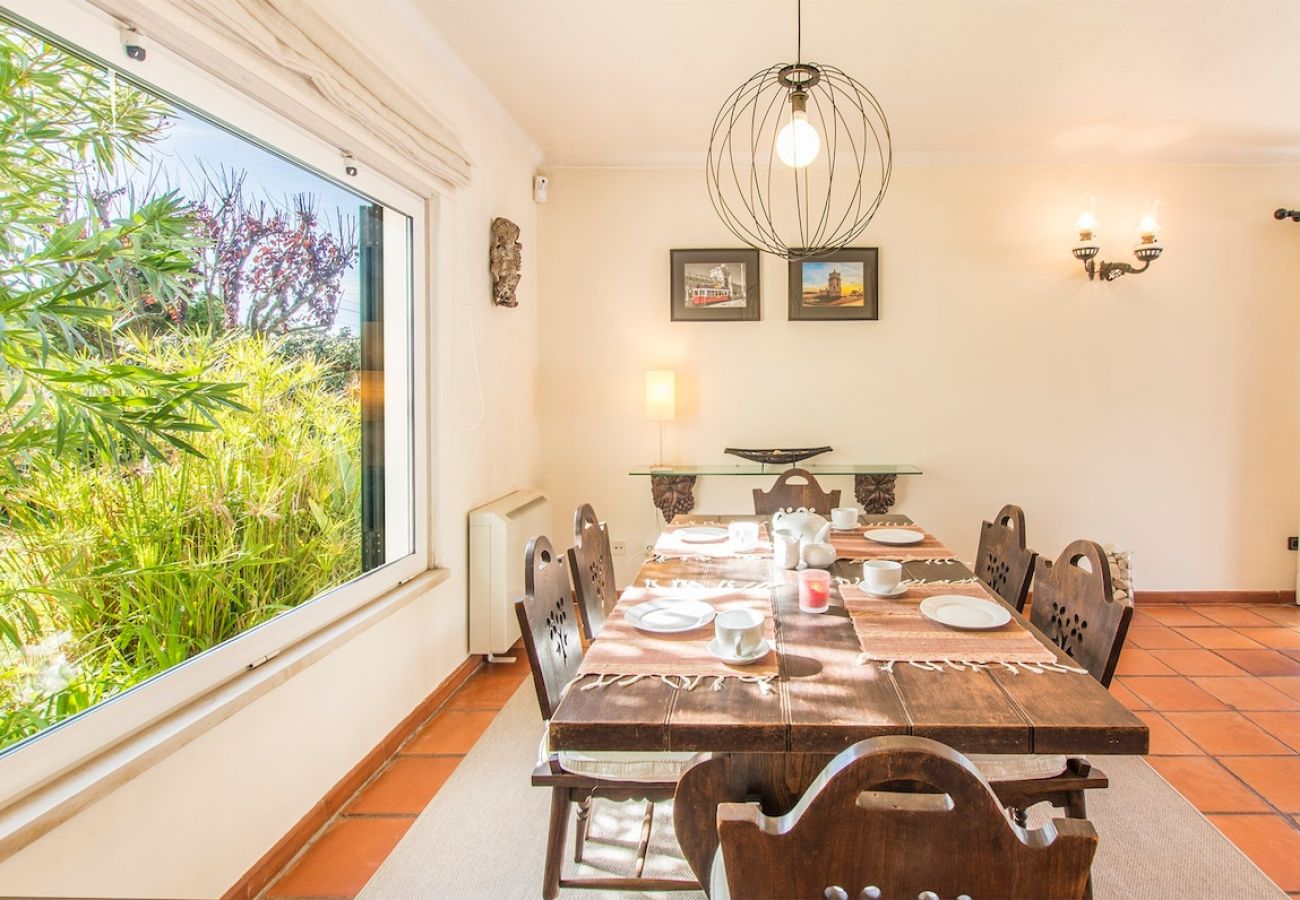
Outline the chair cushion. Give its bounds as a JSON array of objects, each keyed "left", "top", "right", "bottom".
[
  {"left": 557, "top": 748, "right": 704, "bottom": 783},
  {"left": 969, "top": 753, "right": 1069, "bottom": 782}
]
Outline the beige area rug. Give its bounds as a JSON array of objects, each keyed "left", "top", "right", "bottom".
[{"left": 359, "top": 683, "right": 1285, "bottom": 899}]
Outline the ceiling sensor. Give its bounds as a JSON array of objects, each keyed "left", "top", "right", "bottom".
[
  {"left": 533, "top": 175, "right": 549, "bottom": 203},
  {"left": 119, "top": 26, "right": 146, "bottom": 62}
]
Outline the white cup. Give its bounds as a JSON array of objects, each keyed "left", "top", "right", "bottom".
[
  {"left": 727, "top": 520, "right": 760, "bottom": 551},
  {"left": 772, "top": 529, "right": 801, "bottom": 569},
  {"left": 831, "top": 507, "right": 859, "bottom": 530},
  {"left": 716, "top": 608, "right": 765, "bottom": 658},
  {"left": 863, "top": 560, "right": 903, "bottom": 594}
]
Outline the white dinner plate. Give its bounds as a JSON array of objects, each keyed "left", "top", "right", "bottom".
[
  {"left": 706, "top": 637, "right": 771, "bottom": 665},
  {"left": 919, "top": 595, "right": 1011, "bottom": 631},
  {"left": 676, "top": 526, "right": 729, "bottom": 544},
  {"left": 863, "top": 528, "right": 925, "bottom": 546},
  {"left": 626, "top": 599, "right": 717, "bottom": 633}
]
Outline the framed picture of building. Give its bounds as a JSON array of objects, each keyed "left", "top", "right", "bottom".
[
  {"left": 670, "top": 249, "right": 761, "bottom": 321},
  {"left": 788, "top": 248, "right": 879, "bottom": 321}
]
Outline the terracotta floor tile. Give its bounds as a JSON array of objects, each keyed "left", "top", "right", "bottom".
[
  {"left": 1148, "top": 756, "right": 1270, "bottom": 812},
  {"left": 1263, "top": 678, "right": 1300, "bottom": 702},
  {"left": 1246, "top": 712, "right": 1300, "bottom": 753},
  {"left": 1126, "top": 626, "right": 1199, "bottom": 650},
  {"left": 1121, "top": 676, "right": 1228, "bottom": 711},
  {"left": 1221, "top": 757, "right": 1300, "bottom": 812},
  {"left": 1130, "top": 608, "right": 1161, "bottom": 627},
  {"left": 1108, "top": 679, "right": 1149, "bottom": 710},
  {"left": 1175, "top": 627, "right": 1265, "bottom": 650},
  {"left": 1163, "top": 711, "right": 1291, "bottom": 755},
  {"left": 1195, "top": 606, "right": 1282, "bottom": 628},
  {"left": 445, "top": 672, "right": 528, "bottom": 709},
  {"left": 1217, "top": 649, "right": 1300, "bottom": 677},
  {"left": 1207, "top": 814, "right": 1300, "bottom": 891},
  {"left": 1115, "top": 647, "right": 1178, "bottom": 676},
  {"left": 347, "top": 756, "right": 460, "bottom": 816},
  {"left": 1141, "top": 606, "right": 1219, "bottom": 627},
  {"left": 1242, "top": 628, "right": 1300, "bottom": 651},
  {"left": 1190, "top": 676, "right": 1300, "bottom": 711},
  {"left": 1149, "top": 648, "right": 1247, "bottom": 677},
  {"left": 268, "top": 817, "right": 412, "bottom": 898},
  {"left": 1133, "top": 709, "right": 1200, "bottom": 755},
  {"left": 1256, "top": 606, "right": 1300, "bottom": 626},
  {"left": 405, "top": 709, "right": 498, "bottom": 755}
]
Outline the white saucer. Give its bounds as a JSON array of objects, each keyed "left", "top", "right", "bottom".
[
  {"left": 919, "top": 594, "right": 1011, "bottom": 630},
  {"left": 863, "top": 583, "right": 907, "bottom": 599},
  {"left": 626, "top": 599, "right": 716, "bottom": 633},
  {"left": 864, "top": 528, "right": 925, "bottom": 546},
  {"left": 707, "top": 637, "right": 771, "bottom": 666},
  {"left": 831, "top": 526, "right": 861, "bottom": 533}
]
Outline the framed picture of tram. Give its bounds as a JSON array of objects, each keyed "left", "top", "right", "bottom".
[
  {"left": 787, "top": 248, "right": 879, "bottom": 321},
  {"left": 669, "top": 249, "right": 761, "bottom": 322}
]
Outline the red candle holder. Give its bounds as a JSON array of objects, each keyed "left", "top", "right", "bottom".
[{"left": 798, "top": 569, "right": 831, "bottom": 614}]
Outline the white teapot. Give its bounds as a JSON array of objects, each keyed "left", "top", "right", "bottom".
[{"left": 771, "top": 508, "right": 831, "bottom": 545}]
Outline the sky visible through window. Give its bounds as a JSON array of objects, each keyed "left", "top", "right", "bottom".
[{"left": 131, "top": 104, "right": 366, "bottom": 331}]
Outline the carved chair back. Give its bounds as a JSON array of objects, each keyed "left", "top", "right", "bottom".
[
  {"left": 1029, "top": 539, "right": 1133, "bottom": 687},
  {"left": 716, "top": 736, "right": 1096, "bottom": 900},
  {"left": 515, "top": 535, "right": 584, "bottom": 720},
  {"left": 567, "top": 503, "right": 618, "bottom": 641},
  {"left": 975, "top": 504, "right": 1039, "bottom": 613},
  {"left": 752, "top": 467, "right": 841, "bottom": 515}
]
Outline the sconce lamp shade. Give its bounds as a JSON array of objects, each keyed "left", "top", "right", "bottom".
[{"left": 645, "top": 370, "right": 676, "bottom": 421}]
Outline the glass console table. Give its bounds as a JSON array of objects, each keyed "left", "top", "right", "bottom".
[{"left": 628, "top": 464, "right": 923, "bottom": 520}]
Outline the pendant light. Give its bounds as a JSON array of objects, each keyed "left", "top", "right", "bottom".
[{"left": 706, "top": 0, "right": 892, "bottom": 260}]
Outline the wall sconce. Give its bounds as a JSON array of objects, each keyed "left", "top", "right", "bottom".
[
  {"left": 645, "top": 369, "right": 676, "bottom": 467},
  {"left": 1275, "top": 208, "right": 1300, "bottom": 223},
  {"left": 1072, "top": 209, "right": 1163, "bottom": 281}
]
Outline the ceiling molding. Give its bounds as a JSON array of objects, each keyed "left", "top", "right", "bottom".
[
  {"left": 378, "top": 0, "right": 544, "bottom": 168},
  {"left": 540, "top": 147, "right": 1300, "bottom": 171}
]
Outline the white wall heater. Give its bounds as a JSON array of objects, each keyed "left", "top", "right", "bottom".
[{"left": 468, "top": 489, "right": 552, "bottom": 656}]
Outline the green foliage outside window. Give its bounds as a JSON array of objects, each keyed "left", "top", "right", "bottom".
[{"left": 0, "top": 26, "right": 365, "bottom": 747}]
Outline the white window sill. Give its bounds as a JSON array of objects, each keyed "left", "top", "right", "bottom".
[{"left": 0, "top": 568, "right": 450, "bottom": 859}]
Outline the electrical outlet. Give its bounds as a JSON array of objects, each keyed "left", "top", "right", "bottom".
[
  {"left": 1289, "top": 536, "right": 1298, "bottom": 552},
  {"left": 611, "top": 541, "right": 627, "bottom": 555}
]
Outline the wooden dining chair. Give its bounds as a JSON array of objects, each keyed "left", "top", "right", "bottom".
[
  {"left": 515, "top": 535, "right": 701, "bottom": 899},
  {"left": 1030, "top": 539, "right": 1133, "bottom": 687},
  {"left": 751, "top": 467, "right": 841, "bottom": 515},
  {"left": 975, "top": 504, "right": 1038, "bottom": 613},
  {"left": 973, "top": 538, "right": 1135, "bottom": 875},
  {"left": 566, "top": 503, "right": 618, "bottom": 642},
  {"left": 711, "top": 736, "right": 1096, "bottom": 900}
]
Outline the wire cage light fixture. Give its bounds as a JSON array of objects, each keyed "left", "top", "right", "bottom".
[{"left": 706, "top": 0, "right": 892, "bottom": 261}]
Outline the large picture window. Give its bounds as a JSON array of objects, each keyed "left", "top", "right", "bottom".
[{"left": 0, "top": 13, "right": 417, "bottom": 753}]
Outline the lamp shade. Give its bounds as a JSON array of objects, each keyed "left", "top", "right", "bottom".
[{"left": 645, "top": 370, "right": 676, "bottom": 421}]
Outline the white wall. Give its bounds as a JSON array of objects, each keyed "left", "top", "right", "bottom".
[
  {"left": 538, "top": 165, "right": 1300, "bottom": 592},
  {"left": 0, "top": 2, "right": 542, "bottom": 896}
]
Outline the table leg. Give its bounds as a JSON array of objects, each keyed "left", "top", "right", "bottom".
[
  {"left": 651, "top": 474, "right": 697, "bottom": 521},
  {"left": 854, "top": 474, "right": 898, "bottom": 514},
  {"left": 673, "top": 752, "right": 832, "bottom": 892}
]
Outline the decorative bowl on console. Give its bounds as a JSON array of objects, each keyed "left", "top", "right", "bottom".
[{"left": 724, "top": 446, "right": 833, "bottom": 466}]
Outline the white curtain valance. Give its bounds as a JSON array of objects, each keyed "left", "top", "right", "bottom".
[{"left": 87, "top": 0, "right": 472, "bottom": 192}]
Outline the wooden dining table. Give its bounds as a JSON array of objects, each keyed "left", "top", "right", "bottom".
[{"left": 547, "top": 512, "right": 1149, "bottom": 884}]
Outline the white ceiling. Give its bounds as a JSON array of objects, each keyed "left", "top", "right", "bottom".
[{"left": 411, "top": 0, "right": 1300, "bottom": 167}]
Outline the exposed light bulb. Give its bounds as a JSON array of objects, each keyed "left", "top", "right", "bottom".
[
  {"left": 1138, "top": 212, "right": 1160, "bottom": 239},
  {"left": 777, "top": 108, "right": 820, "bottom": 168},
  {"left": 1075, "top": 210, "right": 1098, "bottom": 235}
]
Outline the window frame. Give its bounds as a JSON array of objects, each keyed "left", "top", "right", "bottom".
[{"left": 0, "top": 0, "right": 435, "bottom": 810}]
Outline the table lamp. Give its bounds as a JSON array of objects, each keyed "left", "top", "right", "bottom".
[{"left": 645, "top": 369, "right": 675, "bottom": 467}]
